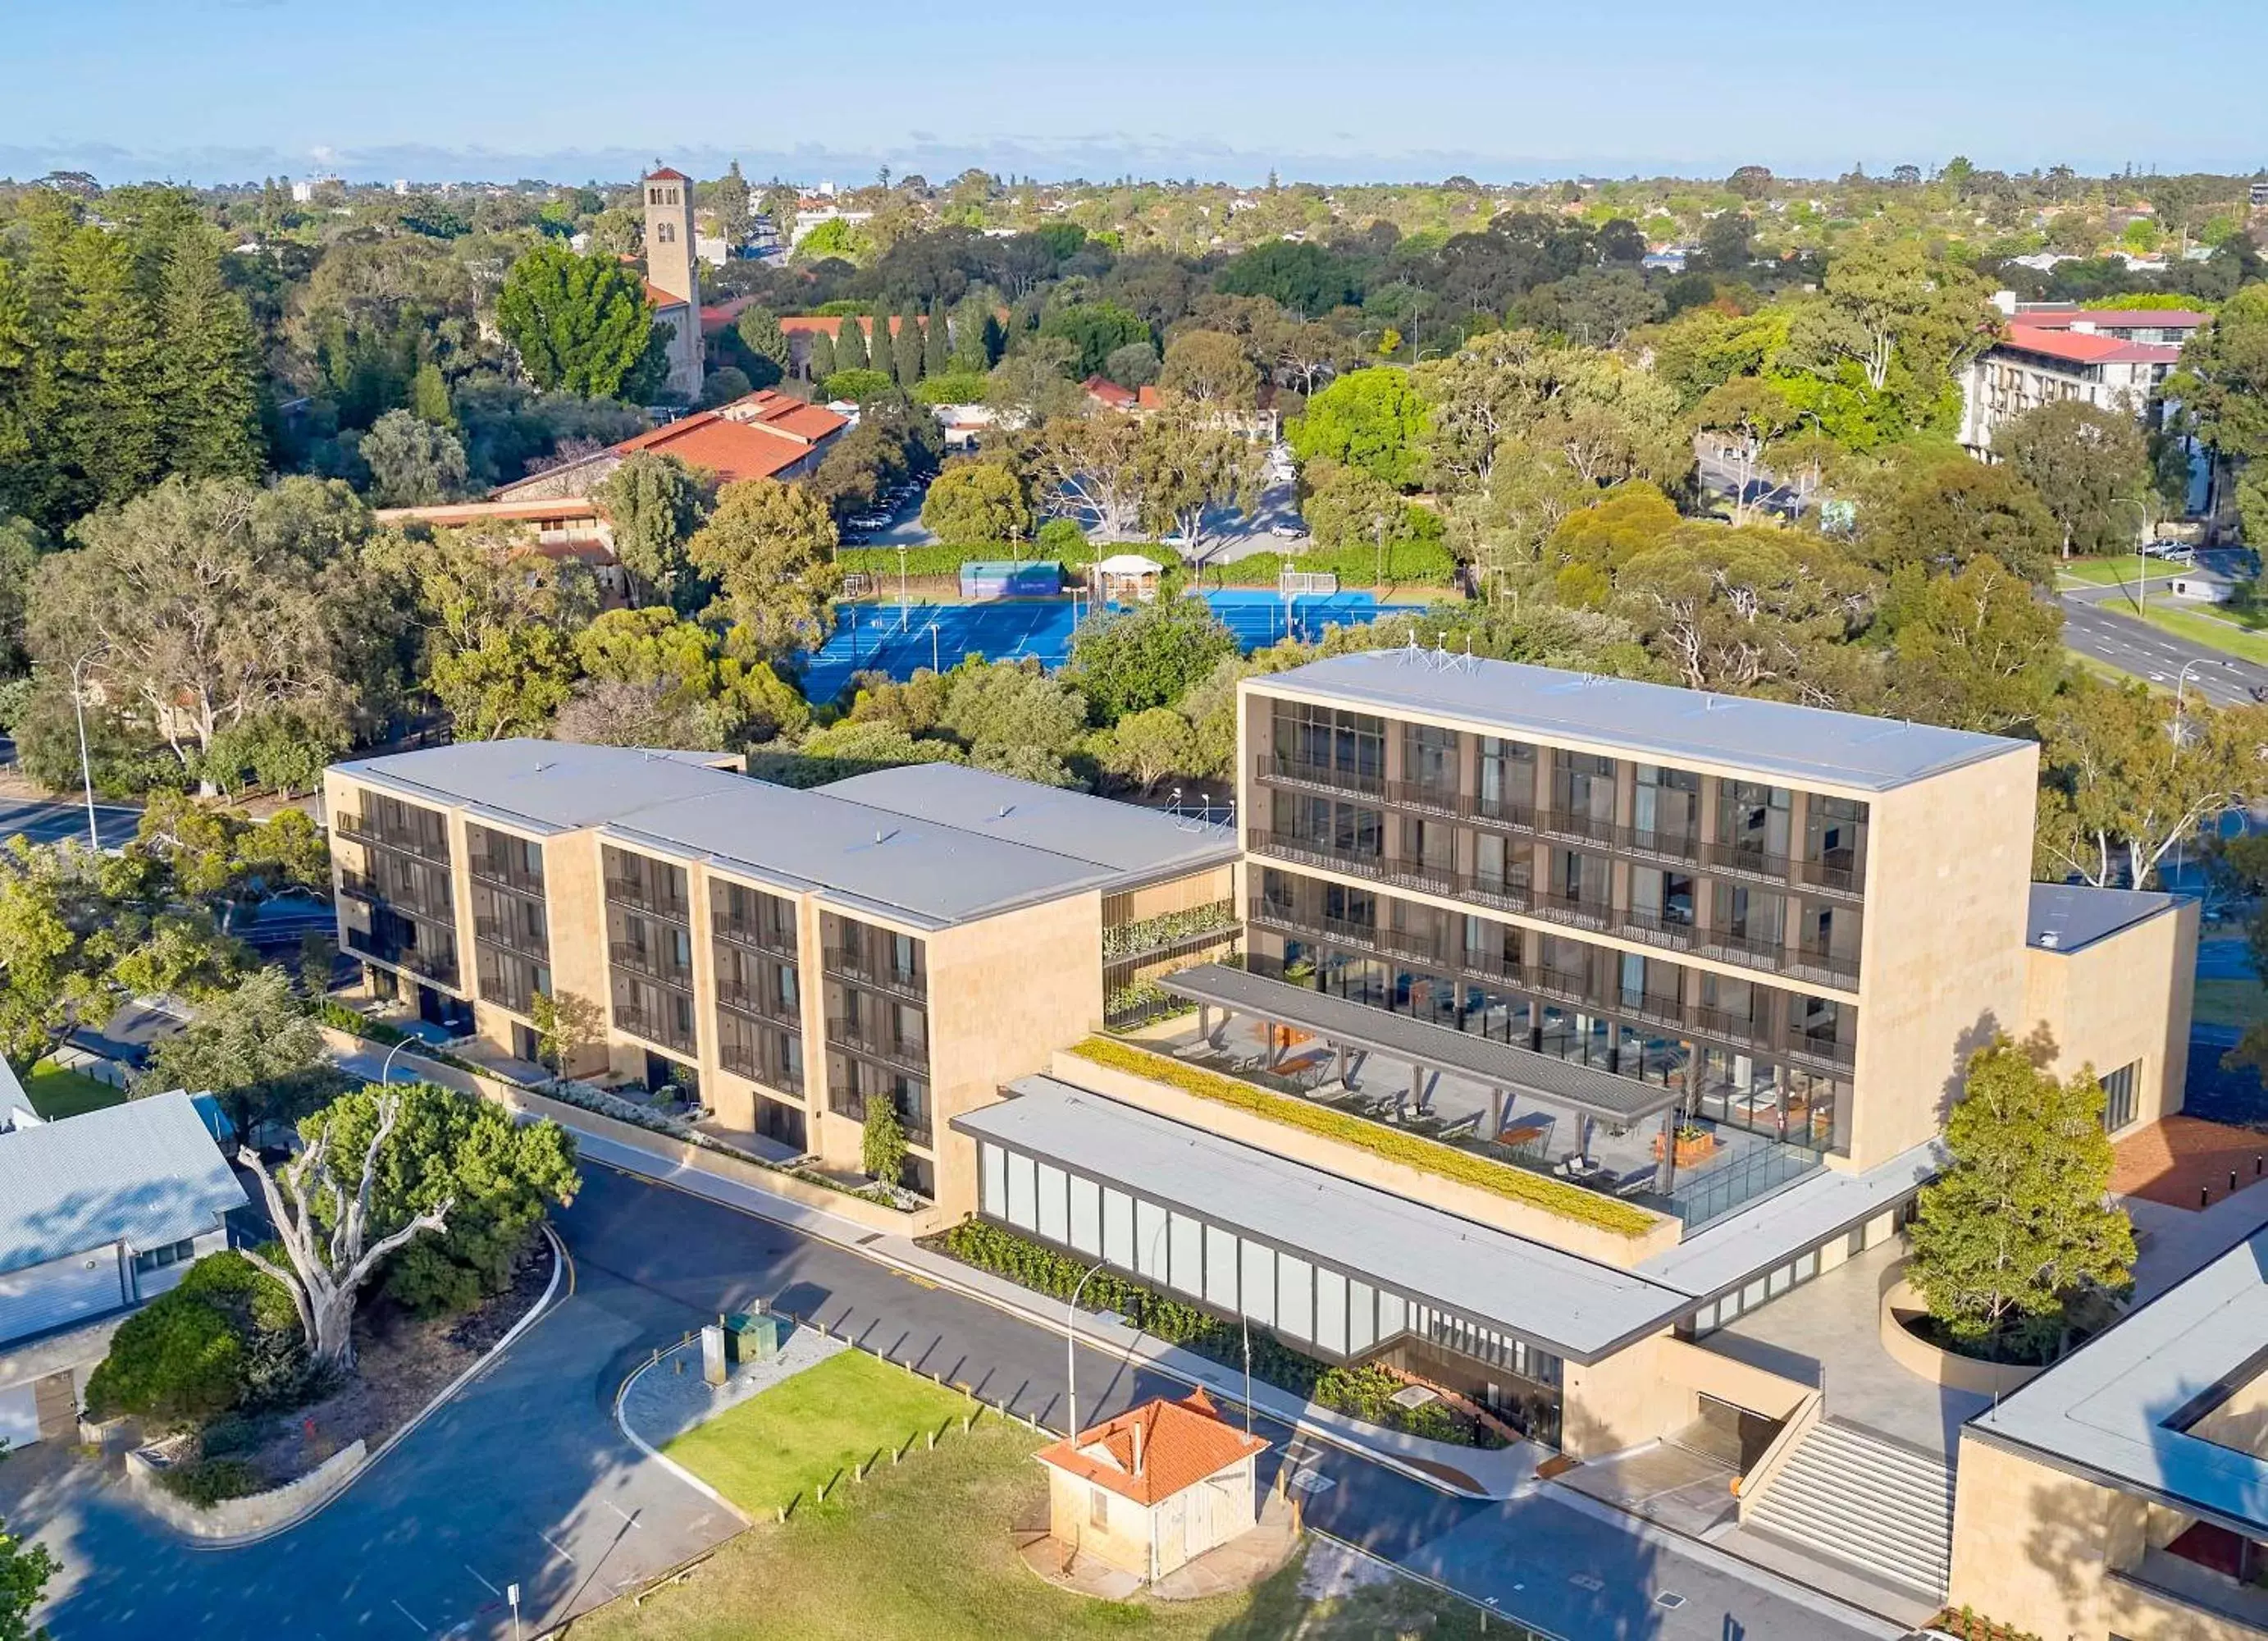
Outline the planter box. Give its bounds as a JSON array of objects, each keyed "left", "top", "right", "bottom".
[{"left": 1652, "top": 1132, "right": 1718, "bottom": 1168}]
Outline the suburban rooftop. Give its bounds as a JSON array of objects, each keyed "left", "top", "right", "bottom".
[
  {"left": 1253, "top": 649, "right": 2028, "bottom": 792},
  {"left": 1968, "top": 1223, "right": 2268, "bottom": 1537},
  {"left": 336, "top": 743, "right": 1236, "bottom": 930},
  {"left": 2025, "top": 882, "right": 2182, "bottom": 954},
  {"left": 0, "top": 1090, "right": 248, "bottom": 1278}
]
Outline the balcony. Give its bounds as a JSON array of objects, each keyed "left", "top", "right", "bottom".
[
  {"left": 609, "top": 939, "right": 692, "bottom": 989},
  {"left": 1256, "top": 749, "right": 1383, "bottom": 799},
  {"left": 476, "top": 914, "right": 548, "bottom": 962},
  {"left": 605, "top": 875, "right": 690, "bottom": 922},
  {"left": 714, "top": 910, "right": 800, "bottom": 962},
  {"left": 612, "top": 999, "right": 696, "bottom": 1056},
  {"left": 1613, "top": 903, "right": 1700, "bottom": 953},
  {"left": 335, "top": 811, "right": 451, "bottom": 867},
  {"left": 1793, "top": 851, "right": 1864, "bottom": 896},
  {"left": 1784, "top": 1031, "right": 1857, "bottom": 1070},
  {"left": 824, "top": 947, "right": 926, "bottom": 1002},
  {"left": 344, "top": 926, "right": 458, "bottom": 989},
  {"left": 717, "top": 974, "right": 801, "bottom": 1028},
  {"left": 1102, "top": 900, "right": 1242, "bottom": 968},
  {"left": 824, "top": 1017, "right": 930, "bottom": 1078},
  {"left": 468, "top": 852, "right": 543, "bottom": 896},
  {"left": 720, "top": 1040, "right": 805, "bottom": 1096},
  {"left": 337, "top": 868, "right": 454, "bottom": 923}
]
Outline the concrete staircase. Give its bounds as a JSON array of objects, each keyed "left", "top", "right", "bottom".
[{"left": 1741, "top": 1418, "right": 1953, "bottom": 1600}]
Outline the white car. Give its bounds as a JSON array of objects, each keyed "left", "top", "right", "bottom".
[{"left": 1271, "top": 523, "right": 1307, "bottom": 541}]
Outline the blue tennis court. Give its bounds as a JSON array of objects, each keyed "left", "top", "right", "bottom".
[{"left": 796, "top": 590, "right": 1431, "bottom": 702}]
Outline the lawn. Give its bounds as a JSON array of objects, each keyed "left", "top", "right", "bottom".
[
  {"left": 2056, "top": 553, "right": 2165, "bottom": 589},
  {"left": 2088, "top": 587, "right": 2268, "bottom": 665},
  {"left": 2193, "top": 978, "right": 2268, "bottom": 1034},
  {"left": 660, "top": 1347, "right": 979, "bottom": 1517},
  {"left": 23, "top": 1060, "right": 125, "bottom": 1120},
  {"left": 573, "top": 1407, "right": 1491, "bottom": 1641}
]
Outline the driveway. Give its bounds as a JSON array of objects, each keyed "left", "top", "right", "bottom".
[{"left": 13, "top": 1255, "right": 737, "bottom": 1641}]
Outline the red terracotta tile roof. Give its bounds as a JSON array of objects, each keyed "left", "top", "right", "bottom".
[
  {"left": 1082, "top": 375, "right": 1138, "bottom": 409},
  {"left": 778, "top": 314, "right": 912, "bottom": 341},
  {"left": 610, "top": 414, "right": 816, "bottom": 484},
  {"left": 645, "top": 281, "right": 691, "bottom": 311},
  {"left": 716, "top": 388, "right": 850, "bottom": 445},
  {"left": 374, "top": 498, "right": 601, "bottom": 527},
  {"left": 646, "top": 166, "right": 689, "bottom": 182},
  {"left": 2001, "top": 323, "right": 2181, "bottom": 366},
  {"left": 1034, "top": 1390, "right": 1266, "bottom": 1508},
  {"left": 2015, "top": 308, "right": 2209, "bottom": 332}
]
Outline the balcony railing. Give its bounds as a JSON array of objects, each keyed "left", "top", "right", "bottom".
[
  {"left": 720, "top": 1041, "right": 805, "bottom": 1096},
  {"left": 468, "top": 853, "right": 543, "bottom": 896},
  {"left": 1785, "top": 1031, "right": 1858, "bottom": 1069},
  {"left": 475, "top": 915, "right": 548, "bottom": 962},
  {"left": 717, "top": 975, "right": 801, "bottom": 1027},
  {"left": 1793, "top": 851, "right": 1864, "bottom": 895},
  {"left": 609, "top": 940, "right": 692, "bottom": 988},
  {"left": 825, "top": 1018, "right": 930, "bottom": 1077},
  {"left": 605, "top": 875, "right": 690, "bottom": 922},
  {"left": 337, "top": 868, "right": 454, "bottom": 922},
  {"left": 1257, "top": 749, "right": 1385, "bottom": 798},
  {"left": 714, "top": 912, "right": 800, "bottom": 961},
  {"left": 344, "top": 927, "right": 459, "bottom": 988},
  {"left": 824, "top": 947, "right": 926, "bottom": 1002},
  {"left": 1613, "top": 903, "right": 1700, "bottom": 952},
  {"left": 335, "top": 811, "right": 452, "bottom": 866},
  {"left": 612, "top": 999, "right": 696, "bottom": 1055},
  {"left": 1695, "top": 926, "right": 1861, "bottom": 987}
]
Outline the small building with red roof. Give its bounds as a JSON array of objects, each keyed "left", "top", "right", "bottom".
[{"left": 1032, "top": 1388, "right": 1267, "bottom": 1583}]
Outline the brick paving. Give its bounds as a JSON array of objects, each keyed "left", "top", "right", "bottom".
[{"left": 2112, "top": 1114, "right": 2268, "bottom": 1209}]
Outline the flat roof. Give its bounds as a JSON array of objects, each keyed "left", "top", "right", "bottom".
[
  {"left": 1640, "top": 1139, "right": 1944, "bottom": 1299},
  {"left": 955, "top": 1079, "right": 1689, "bottom": 1361},
  {"left": 0, "top": 1091, "right": 249, "bottom": 1276},
  {"left": 1253, "top": 650, "right": 2028, "bottom": 793},
  {"left": 2025, "top": 883, "right": 2180, "bottom": 955},
  {"left": 335, "top": 743, "right": 1232, "bottom": 930},
  {"left": 1967, "top": 1226, "right": 2268, "bottom": 1536},
  {"left": 1160, "top": 962, "right": 1679, "bottom": 1124}
]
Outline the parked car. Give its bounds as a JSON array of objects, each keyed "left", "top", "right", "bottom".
[{"left": 1271, "top": 523, "right": 1307, "bottom": 540}]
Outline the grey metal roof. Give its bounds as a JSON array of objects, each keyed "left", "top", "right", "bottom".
[
  {"left": 820, "top": 763, "right": 1236, "bottom": 883},
  {"left": 0, "top": 1091, "right": 248, "bottom": 1277},
  {"left": 955, "top": 1078, "right": 1689, "bottom": 1361},
  {"left": 1256, "top": 650, "right": 2028, "bottom": 793},
  {"left": 1640, "top": 1139, "right": 1944, "bottom": 1298},
  {"left": 1966, "top": 1225, "right": 2268, "bottom": 1536},
  {"left": 337, "top": 742, "right": 1223, "bottom": 929},
  {"left": 1159, "top": 963, "right": 1681, "bottom": 1124},
  {"left": 2025, "top": 882, "right": 2180, "bottom": 954}
]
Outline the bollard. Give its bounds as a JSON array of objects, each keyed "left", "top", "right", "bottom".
[
  {"left": 2234, "top": 1170, "right": 2242, "bottom": 1194},
  {"left": 927, "top": 1428, "right": 936, "bottom": 1451},
  {"left": 2205, "top": 1185, "right": 2214, "bottom": 1209},
  {"left": 777, "top": 1505, "right": 787, "bottom": 1524}
]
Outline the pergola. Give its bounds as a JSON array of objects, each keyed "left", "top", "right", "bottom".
[{"left": 1158, "top": 963, "right": 1689, "bottom": 1191}]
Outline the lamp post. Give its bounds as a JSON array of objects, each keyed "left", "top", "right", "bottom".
[
  {"left": 378, "top": 1035, "right": 413, "bottom": 1086},
  {"left": 69, "top": 652, "right": 99, "bottom": 852},
  {"left": 1065, "top": 1256, "right": 1107, "bottom": 1438},
  {"left": 897, "top": 543, "right": 909, "bottom": 633}
]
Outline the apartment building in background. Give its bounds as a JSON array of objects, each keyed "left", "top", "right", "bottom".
[
  {"left": 1957, "top": 295, "right": 2208, "bottom": 454},
  {"left": 325, "top": 745, "right": 1235, "bottom": 1201}
]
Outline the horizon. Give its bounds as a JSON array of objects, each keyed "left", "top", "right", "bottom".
[{"left": 12, "top": 0, "right": 2265, "bottom": 190}]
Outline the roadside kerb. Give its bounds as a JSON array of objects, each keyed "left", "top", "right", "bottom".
[{"left": 151, "top": 1222, "right": 569, "bottom": 1550}]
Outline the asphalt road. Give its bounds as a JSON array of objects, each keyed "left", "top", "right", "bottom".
[
  {"left": 2057, "top": 591, "right": 2268, "bottom": 706},
  {"left": 0, "top": 796, "right": 143, "bottom": 851}
]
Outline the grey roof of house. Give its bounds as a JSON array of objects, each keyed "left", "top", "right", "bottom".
[
  {"left": 1965, "top": 1226, "right": 2268, "bottom": 1536},
  {"left": 1158, "top": 963, "right": 1680, "bottom": 1124},
  {"left": 0, "top": 1091, "right": 249, "bottom": 1277},
  {"left": 1255, "top": 650, "right": 2028, "bottom": 793},
  {"left": 2025, "top": 883, "right": 2182, "bottom": 954},
  {"left": 1639, "top": 1139, "right": 1945, "bottom": 1299},
  {"left": 954, "top": 1078, "right": 1690, "bottom": 1361},
  {"left": 337, "top": 742, "right": 1233, "bottom": 930}
]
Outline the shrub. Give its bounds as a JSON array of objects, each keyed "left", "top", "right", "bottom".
[
  {"left": 85, "top": 1291, "right": 245, "bottom": 1427},
  {"left": 157, "top": 1456, "right": 262, "bottom": 1507},
  {"left": 1065, "top": 1037, "right": 1659, "bottom": 1237}
]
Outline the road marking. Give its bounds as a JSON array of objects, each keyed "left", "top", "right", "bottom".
[
  {"left": 463, "top": 1565, "right": 500, "bottom": 1596},
  {"left": 897, "top": 1272, "right": 938, "bottom": 1290},
  {"left": 605, "top": 1500, "right": 642, "bottom": 1528},
  {"left": 391, "top": 1599, "right": 427, "bottom": 1631},
  {"left": 540, "top": 1529, "right": 576, "bottom": 1565},
  {"left": 1289, "top": 1468, "right": 1336, "bottom": 1493}
]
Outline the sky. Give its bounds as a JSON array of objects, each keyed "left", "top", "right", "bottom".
[{"left": 8, "top": 0, "right": 2265, "bottom": 188}]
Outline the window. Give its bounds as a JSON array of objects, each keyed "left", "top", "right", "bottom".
[
  {"left": 133, "top": 1238, "right": 196, "bottom": 1273},
  {"left": 1089, "top": 1486, "right": 1109, "bottom": 1529},
  {"left": 2101, "top": 1061, "right": 2138, "bottom": 1132}
]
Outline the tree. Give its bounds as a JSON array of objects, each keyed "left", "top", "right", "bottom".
[
  {"left": 1215, "top": 240, "right": 1358, "bottom": 317},
  {"left": 1907, "top": 1037, "right": 2133, "bottom": 1356},
  {"left": 528, "top": 988, "right": 605, "bottom": 1076},
  {"left": 1038, "top": 301, "right": 1152, "bottom": 378},
  {"left": 2034, "top": 677, "right": 2268, "bottom": 889},
  {"left": 862, "top": 1099, "right": 909, "bottom": 1187},
  {"left": 0, "top": 1505, "right": 57, "bottom": 1641},
  {"left": 0, "top": 517, "right": 46, "bottom": 680},
  {"left": 495, "top": 242, "right": 664, "bottom": 401},
  {"left": 833, "top": 316, "right": 870, "bottom": 373},
  {"left": 1693, "top": 378, "right": 1797, "bottom": 524},
  {"left": 920, "top": 461, "right": 1030, "bottom": 545},
  {"left": 1301, "top": 459, "right": 1410, "bottom": 584},
  {"left": 1610, "top": 524, "right": 1873, "bottom": 699},
  {"left": 137, "top": 967, "right": 325, "bottom": 1140},
  {"left": 710, "top": 160, "right": 753, "bottom": 244},
  {"left": 733, "top": 305, "right": 790, "bottom": 389},
  {"left": 1992, "top": 399, "right": 2152, "bottom": 557},
  {"left": 2166, "top": 285, "right": 2268, "bottom": 544},
  {"left": 1066, "top": 597, "right": 1239, "bottom": 725},
  {"left": 358, "top": 409, "right": 469, "bottom": 507},
  {"left": 1288, "top": 369, "right": 1428, "bottom": 489},
  {"left": 1725, "top": 165, "right": 1774, "bottom": 199},
  {"left": 154, "top": 226, "right": 266, "bottom": 483},
  {"left": 892, "top": 309, "right": 924, "bottom": 388},
  {"left": 822, "top": 367, "right": 898, "bottom": 404},
  {"left": 1134, "top": 414, "right": 1266, "bottom": 557},
  {"left": 1158, "top": 329, "right": 1259, "bottom": 413},
  {"left": 687, "top": 478, "right": 843, "bottom": 659},
  {"left": 1096, "top": 706, "right": 1196, "bottom": 791},
  {"left": 1511, "top": 269, "right": 1663, "bottom": 348},
  {"left": 934, "top": 659, "right": 1088, "bottom": 764},
  {"left": 1697, "top": 209, "right": 1752, "bottom": 274},
  {"left": 1878, "top": 556, "right": 2064, "bottom": 734},
  {"left": 239, "top": 1083, "right": 578, "bottom": 1356},
  {"left": 1022, "top": 414, "right": 1144, "bottom": 539},
  {"left": 592, "top": 451, "right": 710, "bottom": 610},
  {"left": 1856, "top": 452, "right": 2062, "bottom": 584},
  {"left": 983, "top": 337, "right": 1087, "bottom": 427},
  {"left": 568, "top": 606, "right": 809, "bottom": 744},
  {"left": 1102, "top": 341, "right": 1161, "bottom": 389},
  {"left": 28, "top": 477, "right": 387, "bottom": 777},
  {"left": 1789, "top": 233, "right": 1997, "bottom": 398},
  {"left": 804, "top": 326, "right": 837, "bottom": 382},
  {"left": 409, "top": 361, "right": 455, "bottom": 428}
]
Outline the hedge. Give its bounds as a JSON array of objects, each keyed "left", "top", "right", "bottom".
[
  {"left": 1066, "top": 1036, "right": 1659, "bottom": 1237},
  {"left": 933, "top": 1218, "right": 1501, "bottom": 1447},
  {"left": 1198, "top": 538, "right": 1458, "bottom": 588},
  {"left": 838, "top": 542, "right": 1102, "bottom": 579}
]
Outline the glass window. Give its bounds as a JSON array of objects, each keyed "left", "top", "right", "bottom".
[
  {"left": 1205, "top": 1226, "right": 1240, "bottom": 1311},
  {"left": 1006, "top": 1152, "right": 1037, "bottom": 1231},
  {"left": 1035, "top": 1163, "right": 1068, "bottom": 1243},
  {"left": 1241, "top": 1241, "right": 1277, "bottom": 1326},
  {"left": 1135, "top": 1200, "right": 1169, "bottom": 1281},
  {"left": 1277, "top": 1253, "right": 1314, "bottom": 1342},
  {"left": 1167, "top": 1212, "right": 1204, "bottom": 1296},
  {"left": 1347, "top": 1280, "right": 1376, "bottom": 1354},
  {"left": 1067, "top": 1177, "right": 1101, "bottom": 1256},
  {"left": 1089, "top": 1486, "right": 1109, "bottom": 1529},
  {"left": 2101, "top": 1062, "right": 2138, "bottom": 1132},
  {"left": 1314, "top": 1268, "right": 1349, "bottom": 1357},
  {"left": 980, "top": 1143, "right": 1006, "bottom": 1216},
  {"left": 1102, "top": 1189, "right": 1134, "bottom": 1267},
  {"left": 1376, "top": 1290, "right": 1407, "bottom": 1339}
]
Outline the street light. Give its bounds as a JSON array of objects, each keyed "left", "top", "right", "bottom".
[
  {"left": 1065, "top": 1256, "right": 1107, "bottom": 1438},
  {"left": 377, "top": 1035, "right": 413, "bottom": 1086},
  {"left": 68, "top": 652, "right": 100, "bottom": 852},
  {"left": 897, "top": 543, "right": 909, "bottom": 633}
]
